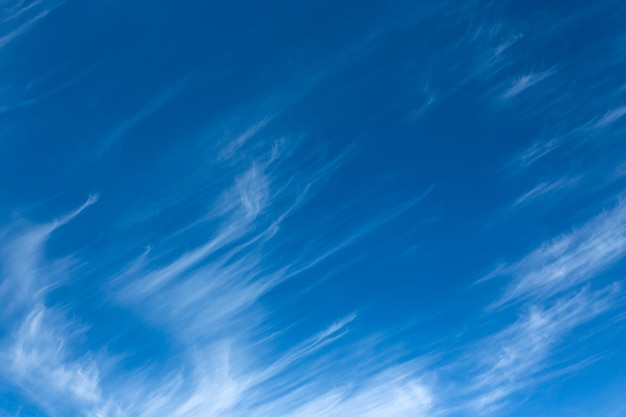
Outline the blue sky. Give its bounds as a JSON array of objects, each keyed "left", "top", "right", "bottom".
[{"left": 1, "top": 0, "right": 626, "bottom": 416}]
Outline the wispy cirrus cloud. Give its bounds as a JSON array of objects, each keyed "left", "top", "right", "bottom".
[
  {"left": 98, "top": 314, "right": 370, "bottom": 417},
  {"left": 62, "top": 122, "right": 436, "bottom": 417},
  {"left": 512, "top": 175, "right": 583, "bottom": 207},
  {"left": 0, "top": 187, "right": 437, "bottom": 417},
  {"left": 2, "top": 1, "right": 626, "bottom": 415},
  {"left": 0, "top": 63, "right": 98, "bottom": 114},
  {"left": 500, "top": 69, "right": 556, "bottom": 100},
  {"left": 595, "top": 105, "right": 626, "bottom": 128},
  {"left": 518, "top": 135, "right": 569, "bottom": 167},
  {"left": 0, "top": 0, "right": 64, "bottom": 49},
  {"left": 1, "top": 305, "right": 104, "bottom": 414},
  {"left": 484, "top": 198, "right": 626, "bottom": 307},
  {"left": 217, "top": 117, "right": 273, "bottom": 162},
  {"left": 0, "top": 196, "right": 105, "bottom": 417},
  {"left": 461, "top": 197, "right": 626, "bottom": 412},
  {"left": 457, "top": 285, "right": 619, "bottom": 413},
  {"left": 0, "top": 194, "right": 98, "bottom": 312},
  {"left": 3, "top": 128, "right": 621, "bottom": 417},
  {"left": 96, "top": 80, "right": 188, "bottom": 156},
  {"left": 517, "top": 103, "right": 626, "bottom": 168},
  {"left": 111, "top": 122, "right": 430, "bottom": 344},
  {"left": 1, "top": 112, "right": 623, "bottom": 417},
  {"left": 268, "top": 366, "right": 434, "bottom": 417}
]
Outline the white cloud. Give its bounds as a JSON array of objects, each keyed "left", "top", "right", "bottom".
[
  {"left": 516, "top": 105, "right": 626, "bottom": 168},
  {"left": 0, "top": 140, "right": 619, "bottom": 417},
  {"left": 218, "top": 118, "right": 272, "bottom": 161},
  {"left": 595, "top": 105, "right": 626, "bottom": 128},
  {"left": 0, "top": 9, "right": 49, "bottom": 48},
  {"left": 0, "top": 195, "right": 98, "bottom": 313},
  {"left": 489, "top": 198, "right": 626, "bottom": 307},
  {"left": 0, "top": 0, "right": 67, "bottom": 49},
  {"left": 501, "top": 69, "right": 556, "bottom": 99},
  {"left": 2, "top": 0, "right": 44, "bottom": 24},
  {"left": 273, "top": 369, "right": 434, "bottom": 417},
  {"left": 96, "top": 81, "right": 187, "bottom": 155},
  {"left": 87, "top": 132, "right": 440, "bottom": 417},
  {"left": 512, "top": 176, "right": 582, "bottom": 207},
  {"left": 461, "top": 285, "right": 618, "bottom": 412},
  {"left": 518, "top": 136, "right": 565, "bottom": 167},
  {"left": 0, "top": 197, "right": 104, "bottom": 416},
  {"left": 2, "top": 305, "right": 104, "bottom": 411}
]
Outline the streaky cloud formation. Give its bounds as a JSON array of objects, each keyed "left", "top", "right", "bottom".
[
  {"left": 1, "top": 1, "right": 626, "bottom": 416},
  {"left": 461, "top": 285, "right": 619, "bottom": 413},
  {"left": 0, "top": 0, "right": 62, "bottom": 48},
  {"left": 512, "top": 176, "right": 582, "bottom": 207},
  {"left": 501, "top": 69, "right": 556, "bottom": 99},
  {"left": 595, "top": 105, "right": 626, "bottom": 128},
  {"left": 488, "top": 198, "right": 626, "bottom": 307}
]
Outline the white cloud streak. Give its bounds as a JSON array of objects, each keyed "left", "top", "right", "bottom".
[
  {"left": 486, "top": 198, "right": 626, "bottom": 307},
  {"left": 0, "top": 196, "right": 105, "bottom": 417},
  {"left": 517, "top": 105, "right": 626, "bottom": 168},
  {"left": 460, "top": 286, "right": 619, "bottom": 413},
  {"left": 1, "top": 305, "right": 104, "bottom": 414},
  {"left": 501, "top": 69, "right": 556, "bottom": 99},
  {"left": 595, "top": 105, "right": 626, "bottom": 128},
  {"left": 0, "top": 0, "right": 64, "bottom": 49},
  {"left": 218, "top": 118, "right": 272, "bottom": 162},
  {"left": 96, "top": 81, "right": 187, "bottom": 156},
  {"left": 2, "top": 145, "right": 620, "bottom": 417},
  {"left": 512, "top": 176, "right": 582, "bottom": 207},
  {"left": 75, "top": 130, "right": 439, "bottom": 417}
]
